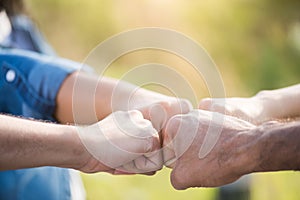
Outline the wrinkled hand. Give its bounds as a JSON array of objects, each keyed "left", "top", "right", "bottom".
[
  {"left": 77, "top": 110, "right": 163, "bottom": 174},
  {"left": 163, "top": 110, "right": 257, "bottom": 189},
  {"left": 198, "top": 95, "right": 273, "bottom": 125}
]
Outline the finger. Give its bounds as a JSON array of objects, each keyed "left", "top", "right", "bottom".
[
  {"left": 163, "top": 111, "right": 202, "bottom": 167},
  {"left": 176, "top": 99, "right": 193, "bottom": 115},
  {"left": 113, "top": 169, "right": 154, "bottom": 176},
  {"left": 148, "top": 103, "right": 168, "bottom": 132},
  {"left": 110, "top": 110, "right": 160, "bottom": 154},
  {"left": 117, "top": 161, "right": 137, "bottom": 173},
  {"left": 163, "top": 146, "right": 176, "bottom": 168},
  {"left": 79, "top": 110, "right": 161, "bottom": 170},
  {"left": 198, "top": 98, "right": 212, "bottom": 110},
  {"left": 199, "top": 98, "right": 227, "bottom": 114},
  {"left": 113, "top": 170, "right": 136, "bottom": 175},
  {"left": 140, "top": 99, "right": 193, "bottom": 133},
  {"left": 162, "top": 114, "right": 181, "bottom": 167},
  {"left": 116, "top": 161, "right": 148, "bottom": 174},
  {"left": 118, "top": 152, "right": 163, "bottom": 174},
  {"left": 163, "top": 99, "right": 193, "bottom": 126},
  {"left": 135, "top": 151, "right": 163, "bottom": 171}
]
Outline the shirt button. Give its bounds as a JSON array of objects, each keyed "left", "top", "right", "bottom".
[{"left": 6, "top": 69, "right": 16, "bottom": 82}]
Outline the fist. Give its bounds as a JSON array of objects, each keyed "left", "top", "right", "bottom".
[
  {"left": 77, "top": 110, "right": 163, "bottom": 174},
  {"left": 163, "top": 110, "right": 256, "bottom": 189}
]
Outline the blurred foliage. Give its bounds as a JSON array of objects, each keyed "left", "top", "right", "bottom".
[
  {"left": 185, "top": 0, "right": 300, "bottom": 94},
  {"left": 27, "top": 0, "right": 300, "bottom": 96},
  {"left": 26, "top": 0, "right": 300, "bottom": 199}
]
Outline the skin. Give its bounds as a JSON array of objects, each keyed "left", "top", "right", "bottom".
[
  {"left": 0, "top": 114, "right": 86, "bottom": 171},
  {"left": 0, "top": 111, "right": 163, "bottom": 174},
  {"left": 163, "top": 110, "right": 300, "bottom": 189},
  {"left": 55, "top": 71, "right": 192, "bottom": 130},
  {"left": 0, "top": 71, "right": 191, "bottom": 174},
  {"left": 198, "top": 84, "right": 300, "bottom": 124},
  {"left": 163, "top": 83, "right": 300, "bottom": 189},
  {"left": 1, "top": 0, "right": 194, "bottom": 181}
]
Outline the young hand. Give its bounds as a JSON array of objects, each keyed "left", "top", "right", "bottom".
[{"left": 76, "top": 110, "right": 163, "bottom": 174}]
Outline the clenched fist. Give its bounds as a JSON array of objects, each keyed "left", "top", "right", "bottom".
[
  {"left": 162, "top": 110, "right": 257, "bottom": 189},
  {"left": 77, "top": 110, "right": 163, "bottom": 174}
]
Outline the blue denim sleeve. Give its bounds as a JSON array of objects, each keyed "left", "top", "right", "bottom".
[
  {"left": 0, "top": 167, "right": 71, "bottom": 200},
  {"left": 0, "top": 48, "right": 82, "bottom": 121}
]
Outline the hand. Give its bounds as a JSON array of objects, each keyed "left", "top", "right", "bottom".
[
  {"left": 76, "top": 110, "right": 163, "bottom": 174},
  {"left": 198, "top": 95, "right": 272, "bottom": 125},
  {"left": 163, "top": 110, "right": 257, "bottom": 189},
  {"left": 134, "top": 96, "right": 193, "bottom": 133}
]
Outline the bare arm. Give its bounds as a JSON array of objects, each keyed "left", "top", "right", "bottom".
[
  {"left": 256, "top": 84, "right": 300, "bottom": 120},
  {"left": 0, "top": 114, "right": 83, "bottom": 170},
  {"left": 199, "top": 83, "right": 300, "bottom": 124},
  {"left": 0, "top": 111, "right": 162, "bottom": 174},
  {"left": 56, "top": 72, "right": 166, "bottom": 122},
  {"left": 55, "top": 71, "right": 192, "bottom": 128}
]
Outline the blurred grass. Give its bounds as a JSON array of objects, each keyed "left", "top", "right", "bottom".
[
  {"left": 251, "top": 171, "right": 300, "bottom": 200},
  {"left": 81, "top": 168, "right": 216, "bottom": 200},
  {"left": 81, "top": 170, "right": 300, "bottom": 200},
  {"left": 26, "top": 0, "right": 300, "bottom": 199}
]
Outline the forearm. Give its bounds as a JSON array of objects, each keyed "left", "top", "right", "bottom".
[
  {"left": 247, "top": 121, "right": 300, "bottom": 174},
  {"left": 0, "top": 115, "right": 86, "bottom": 170},
  {"left": 55, "top": 71, "right": 168, "bottom": 124},
  {"left": 256, "top": 84, "right": 300, "bottom": 119}
]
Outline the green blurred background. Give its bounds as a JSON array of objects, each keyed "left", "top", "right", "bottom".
[{"left": 26, "top": 0, "right": 300, "bottom": 199}]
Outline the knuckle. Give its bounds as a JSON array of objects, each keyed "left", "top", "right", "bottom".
[
  {"left": 166, "top": 115, "right": 183, "bottom": 135},
  {"left": 128, "top": 109, "right": 144, "bottom": 119},
  {"left": 158, "top": 101, "right": 172, "bottom": 110},
  {"left": 210, "top": 103, "right": 225, "bottom": 113},
  {"left": 179, "top": 99, "right": 193, "bottom": 113},
  {"left": 198, "top": 98, "right": 212, "bottom": 109},
  {"left": 149, "top": 102, "right": 168, "bottom": 120}
]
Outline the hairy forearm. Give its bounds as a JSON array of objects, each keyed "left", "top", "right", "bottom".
[
  {"left": 249, "top": 121, "right": 300, "bottom": 173},
  {"left": 0, "top": 115, "right": 85, "bottom": 170},
  {"left": 256, "top": 84, "right": 300, "bottom": 119}
]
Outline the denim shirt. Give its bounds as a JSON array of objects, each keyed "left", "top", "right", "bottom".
[
  {"left": 0, "top": 15, "right": 80, "bottom": 200},
  {"left": 0, "top": 49, "right": 79, "bottom": 120}
]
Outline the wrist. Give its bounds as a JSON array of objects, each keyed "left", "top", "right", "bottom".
[
  {"left": 230, "top": 127, "right": 265, "bottom": 176},
  {"left": 235, "top": 122, "right": 283, "bottom": 174},
  {"left": 252, "top": 121, "right": 300, "bottom": 172},
  {"left": 54, "top": 125, "right": 92, "bottom": 170}
]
